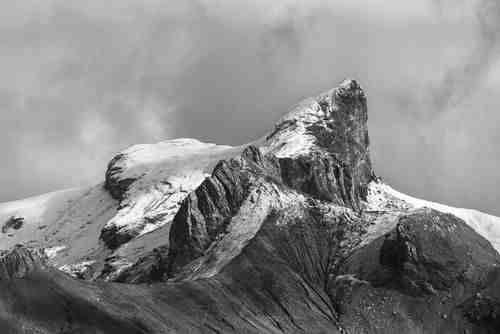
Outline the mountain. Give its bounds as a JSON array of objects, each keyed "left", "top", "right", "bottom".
[{"left": 0, "top": 79, "right": 499, "bottom": 333}]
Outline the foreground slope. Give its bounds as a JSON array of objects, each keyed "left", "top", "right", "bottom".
[{"left": 0, "top": 79, "right": 500, "bottom": 333}]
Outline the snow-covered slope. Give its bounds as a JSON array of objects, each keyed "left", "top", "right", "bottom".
[
  {"left": 366, "top": 181, "right": 500, "bottom": 253},
  {"left": 0, "top": 184, "right": 118, "bottom": 277},
  {"left": 103, "top": 138, "right": 241, "bottom": 242},
  {"left": 0, "top": 188, "right": 86, "bottom": 249},
  {"left": 0, "top": 138, "right": 243, "bottom": 278}
]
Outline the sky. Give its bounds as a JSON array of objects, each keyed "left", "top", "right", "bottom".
[{"left": 0, "top": 0, "right": 499, "bottom": 215}]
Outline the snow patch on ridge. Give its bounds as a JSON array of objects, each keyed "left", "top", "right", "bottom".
[
  {"left": 45, "top": 245, "right": 67, "bottom": 259},
  {"left": 60, "top": 260, "right": 97, "bottom": 278},
  {"left": 103, "top": 138, "right": 243, "bottom": 240},
  {"left": 0, "top": 184, "right": 118, "bottom": 279},
  {"left": 264, "top": 97, "right": 327, "bottom": 158},
  {"left": 0, "top": 138, "right": 244, "bottom": 279},
  {"left": 367, "top": 182, "right": 500, "bottom": 253},
  {"left": 0, "top": 188, "right": 87, "bottom": 250}
]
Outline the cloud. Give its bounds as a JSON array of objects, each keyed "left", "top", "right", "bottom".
[
  {"left": 0, "top": 0, "right": 499, "bottom": 216},
  {"left": 430, "top": 0, "right": 500, "bottom": 111}
]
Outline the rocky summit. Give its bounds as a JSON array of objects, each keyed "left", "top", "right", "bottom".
[{"left": 0, "top": 79, "right": 499, "bottom": 333}]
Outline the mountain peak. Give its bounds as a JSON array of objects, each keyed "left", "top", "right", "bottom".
[
  {"left": 1, "top": 78, "right": 500, "bottom": 333},
  {"left": 160, "top": 80, "right": 375, "bottom": 278},
  {"left": 264, "top": 79, "right": 374, "bottom": 206},
  {"left": 337, "top": 78, "right": 364, "bottom": 97}
]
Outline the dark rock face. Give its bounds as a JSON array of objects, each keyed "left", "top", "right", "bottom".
[
  {"left": 1, "top": 216, "right": 24, "bottom": 234},
  {"left": 0, "top": 245, "right": 47, "bottom": 280},
  {"left": 113, "top": 246, "right": 169, "bottom": 284},
  {"left": 268, "top": 79, "right": 374, "bottom": 210},
  {"left": 99, "top": 225, "right": 138, "bottom": 250},
  {"left": 313, "top": 79, "right": 373, "bottom": 190},
  {"left": 166, "top": 141, "right": 366, "bottom": 278},
  {"left": 104, "top": 153, "right": 137, "bottom": 201},
  {"left": 331, "top": 208, "right": 500, "bottom": 333},
  {"left": 376, "top": 209, "right": 496, "bottom": 293},
  {"left": 167, "top": 145, "right": 276, "bottom": 276},
  {"left": 463, "top": 292, "right": 500, "bottom": 330},
  {"left": 278, "top": 153, "right": 362, "bottom": 210},
  {"left": 459, "top": 265, "right": 500, "bottom": 330}
]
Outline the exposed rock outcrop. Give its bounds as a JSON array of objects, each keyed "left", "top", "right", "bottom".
[
  {"left": 0, "top": 245, "right": 47, "bottom": 279},
  {"left": 463, "top": 293, "right": 500, "bottom": 330},
  {"left": 99, "top": 224, "right": 137, "bottom": 250},
  {"left": 266, "top": 79, "right": 374, "bottom": 207},
  {"left": 278, "top": 153, "right": 361, "bottom": 209},
  {"left": 341, "top": 208, "right": 500, "bottom": 291},
  {"left": 330, "top": 208, "right": 500, "bottom": 333},
  {"left": 104, "top": 153, "right": 136, "bottom": 201},
  {"left": 1, "top": 216, "right": 24, "bottom": 234},
  {"left": 99, "top": 139, "right": 239, "bottom": 252},
  {"left": 166, "top": 145, "right": 276, "bottom": 276}
]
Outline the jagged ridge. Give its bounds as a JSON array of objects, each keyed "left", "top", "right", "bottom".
[{"left": 0, "top": 79, "right": 500, "bottom": 333}]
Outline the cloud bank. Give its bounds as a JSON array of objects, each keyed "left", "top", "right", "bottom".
[{"left": 0, "top": 0, "right": 499, "bottom": 215}]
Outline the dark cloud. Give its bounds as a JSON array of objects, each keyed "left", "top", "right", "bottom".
[{"left": 0, "top": 0, "right": 499, "bottom": 216}]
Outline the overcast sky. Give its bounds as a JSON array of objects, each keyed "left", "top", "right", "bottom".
[{"left": 1, "top": 0, "right": 499, "bottom": 215}]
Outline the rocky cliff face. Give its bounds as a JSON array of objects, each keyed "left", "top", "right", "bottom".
[
  {"left": 0, "top": 79, "right": 499, "bottom": 333},
  {"left": 0, "top": 245, "right": 47, "bottom": 280},
  {"left": 100, "top": 139, "right": 238, "bottom": 252},
  {"left": 265, "top": 79, "right": 374, "bottom": 210},
  {"left": 331, "top": 208, "right": 500, "bottom": 333},
  {"left": 159, "top": 80, "right": 374, "bottom": 278}
]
